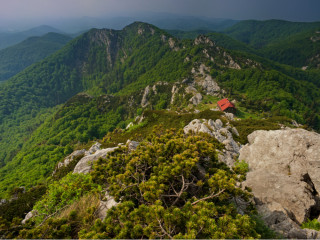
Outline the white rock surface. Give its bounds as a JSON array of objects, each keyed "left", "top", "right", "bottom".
[
  {"left": 22, "top": 210, "right": 38, "bottom": 224},
  {"left": 74, "top": 147, "right": 118, "bottom": 174},
  {"left": 190, "top": 93, "right": 203, "bottom": 105},
  {"left": 240, "top": 128, "right": 320, "bottom": 238},
  {"left": 52, "top": 149, "right": 86, "bottom": 175},
  {"left": 85, "top": 142, "right": 102, "bottom": 156},
  {"left": 141, "top": 85, "right": 150, "bottom": 107},
  {"left": 184, "top": 119, "right": 240, "bottom": 166},
  {"left": 96, "top": 192, "right": 118, "bottom": 220}
]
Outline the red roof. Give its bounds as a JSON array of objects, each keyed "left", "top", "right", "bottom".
[{"left": 217, "top": 98, "right": 235, "bottom": 111}]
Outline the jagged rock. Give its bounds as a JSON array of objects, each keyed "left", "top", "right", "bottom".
[
  {"left": 152, "top": 84, "right": 157, "bottom": 94},
  {"left": 183, "top": 119, "right": 212, "bottom": 136},
  {"left": 215, "top": 119, "right": 223, "bottom": 130},
  {"left": 74, "top": 146, "right": 118, "bottom": 174},
  {"left": 141, "top": 85, "right": 150, "bottom": 107},
  {"left": 170, "top": 84, "right": 179, "bottom": 104},
  {"left": 168, "top": 38, "right": 179, "bottom": 51},
  {"left": 225, "top": 112, "right": 234, "bottom": 121},
  {"left": 190, "top": 93, "right": 203, "bottom": 105},
  {"left": 22, "top": 210, "right": 38, "bottom": 224},
  {"left": 96, "top": 192, "right": 118, "bottom": 220},
  {"left": 85, "top": 142, "right": 102, "bottom": 156},
  {"left": 126, "top": 122, "right": 134, "bottom": 130},
  {"left": 126, "top": 139, "right": 139, "bottom": 152},
  {"left": 194, "top": 35, "right": 214, "bottom": 47},
  {"left": 232, "top": 127, "right": 240, "bottom": 137},
  {"left": 239, "top": 128, "right": 320, "bottom": 238},
  {"left": 184, "top": 119, "right": 240, "bottom": 167},
  {"left": 196, "top": 75, "right": 220, "bottom": 96},
  {"left": 185, "top": 86, "right": 198, "bottom": 94},
  {"left": 53, "top": 149, "right": 86, "bottom": 175}
]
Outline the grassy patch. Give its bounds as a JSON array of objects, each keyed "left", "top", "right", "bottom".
[
  {"left": 101, "top": 109, "right": 224, "bottom": 148},
  {"left": 231, "top": 116, "right": 292, "bottom": 144},
  {"left": 301, "top": 219, "right": 320, "bottom": 231}
]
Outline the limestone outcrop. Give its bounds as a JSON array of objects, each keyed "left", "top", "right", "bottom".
[
  {"left": 239, "top": 128, "right": 320, "bottom": 238},
  {"left": 183, "top": 118, "right": 240, "bottom": 166},
  {"left": 73, "top": 146, "right": 118, "bottom": 174},
  {"left": 52, "top": 149, "right": 86, "bottom": 175}
]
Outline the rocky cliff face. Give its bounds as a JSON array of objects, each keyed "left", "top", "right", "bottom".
[{"left": 239, "top": 128, "right": 320, "bottom": 238}]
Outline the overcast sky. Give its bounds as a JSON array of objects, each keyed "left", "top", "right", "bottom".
[{"left": 1, "top": 0, "right": 320, "bottom": 22}]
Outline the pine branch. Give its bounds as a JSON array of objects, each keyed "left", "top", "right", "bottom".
[{"left": 191, "top": 189, "right": 225, "bottom": 206}]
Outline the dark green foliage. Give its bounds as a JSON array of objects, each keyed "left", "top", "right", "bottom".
[
  {"left": 259, "top": 30, "right": 320, "bottom": 68},
  {"left": 252, "top": 215, "right": 281, "bottom": 239},
  {"left": 0, "top": 93, "right": 135, "bottom": 197},
  {"left": 82, "top": 127, "right": 259, "bottom": 239},
  {"left": 102, "top": 109, "right": 224, "bottom": 148},
  {"left": 0, "top": 184, "right": 46, "bottom": 221},
  {"left": 0, "top": 25, "right": 63, "bottom": 50},
  {"left": 301, "top": 219, "right": 320, "bottom": 231},
  {"left": 33, "top": 173, "right": 100, "bottom": 224},
  {"left": 223, "top": 20, "right": 320, "bottom": 68},
  {"left": 231, "top": 117, "right": 290, "bottom": 144},
  {"left": 224, "top": 19, "right": 320, "bottom": 48},
  {"left": 216, "top": 68, "right": 320, "bottom": 130},
  {"left": 0, "top": 32, "right": 72, "bottom": 81}
]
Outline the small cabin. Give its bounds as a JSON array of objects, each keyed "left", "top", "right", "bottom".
[{"left": 217, "top": 98, "right": 236, "bottom": 113}]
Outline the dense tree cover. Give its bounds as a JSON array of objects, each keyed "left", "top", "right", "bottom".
[
  {"left": 215, "top": 68, "right": 320, "bottom": 130},
  {"left": 0, "top": 22, "right": 172, "bottom": 191},
  {"left": 83, "top": 127, "right": 258, "bottom": 239},
  {"left": 258, "top": 30, "right": 320, "bottom": 68},
  {"left": 0, "top": 32, "right": 72, "bottom": 81},
  {"left": 222, "top": 19, "right": 320, "bottom": 68},
  {"left": 0, "top": 25, "right": 63, "bottom": 50},
  {"left": 1, "top": 127, "right": 272, "bottom": 239},
  {"left": 0, "top": 93, "right": 138, "bottom": 197},
  {"left": 223, "top": 19, "right": 320, "bottom": 48},
  {"left": 0, "top": 21, "right": 320, "bottom": 204}
]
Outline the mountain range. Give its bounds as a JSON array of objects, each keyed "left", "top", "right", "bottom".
[{"left": 0, "top": 20, "right": 320, "bottom": 239}]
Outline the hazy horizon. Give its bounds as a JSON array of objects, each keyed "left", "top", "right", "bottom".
[{"left": 0, "top": 0, "right": 320, "bottom": 31}]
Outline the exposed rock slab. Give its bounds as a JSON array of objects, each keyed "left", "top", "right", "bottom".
[
  {"left": 52, "top": 149, "right": 86, "bottom": 175},
  {"left": 184, "top": 118, "right": 240, "bottom": 166},
  {"left": 96, "top": 192, "right": 118, "bottom": 220},
  {"left": 73, "top": 147, "right": 118, "bottom": 174},
  {"left": 239, "top": 128, "right": 320, "bottom": 238}
]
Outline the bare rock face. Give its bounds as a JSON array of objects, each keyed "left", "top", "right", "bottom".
[
  {"left": 52, "top": 149, "right": 86, "bottom": 175},
  {"left": 22, "top": 210, "right": 38, "bottom": 224},
  {"left": 141, "top": 85, "right": 150, "bottom": 107},
  {"left": 239, "top": 128, "right": 320, "bottom": 238},
  {"left": 184, "top": 119, "right": 240, "bottom": 167},
  {"left": 190, "top": 93, "right": 203, "bottom": 105},
  {"left": 73, "top": 147, "right": 118, "bottom": 174},
  {"left": 96, "top": 192, "right": 118, "bottom": 220},
  {"left": 73, "top": 140, "right": 139, "bottom": 174},
  {"left": 191, "top": 64, "right": 220, "bottom": 96},
  {"left": 85, "top": 142, "right": 101, "bottom": 156}
]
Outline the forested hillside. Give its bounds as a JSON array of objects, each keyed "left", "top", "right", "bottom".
[
  {"left": 222, "top": 19, "right": 320, "bottom": 68},
  {"left": 0, "top": 25, "right": 63, "bottom": 50},
  {"left": 0, "top": 32, "right": 72, "bottom": 81},
  {"left": 1, "top": 21, "right": 320, "bottom": 239}
]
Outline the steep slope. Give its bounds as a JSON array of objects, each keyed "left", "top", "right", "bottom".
[
  {"left": 0, "top": 25, "right": 63, "bottom": 49},
  {"left": 223, "top": 19, "right": 320, "bottom": 48},
  {"left": 258, "top": 30, "right": 320, "bottom": 68},
  {"left": 1, "top": 22, "right": 320, "bottom": 199},
  {"left": 0, "top": 22, "right": 190, "bottom": 195},
  {"left": 0, "top": 32, "right": 72, "bottom": 81}
]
